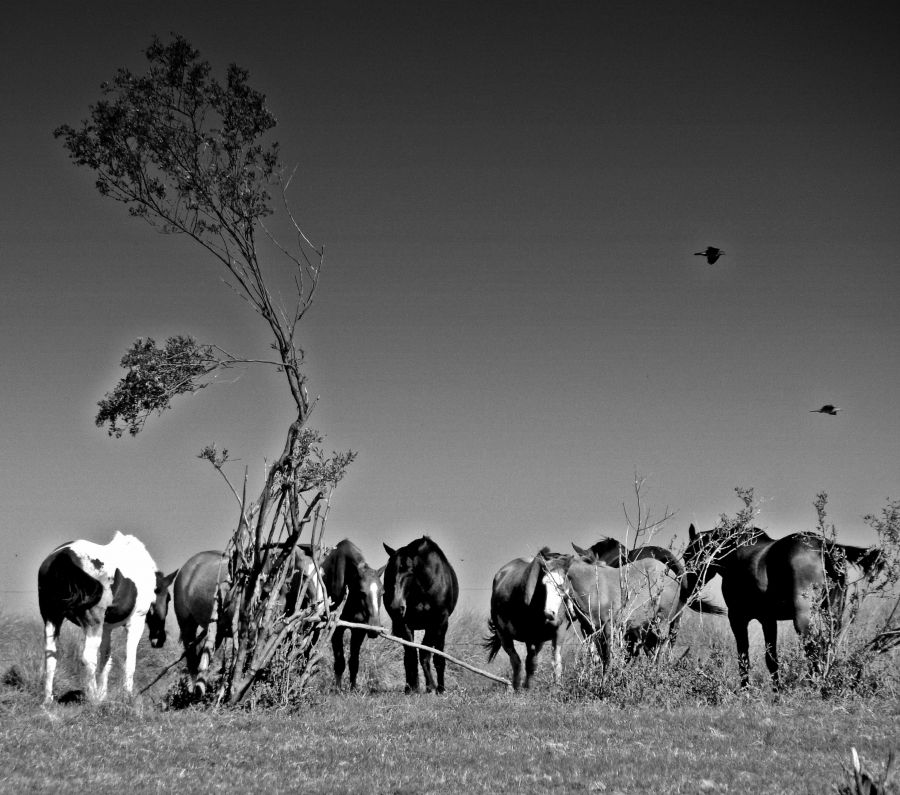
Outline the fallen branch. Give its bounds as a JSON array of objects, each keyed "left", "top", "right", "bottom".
[{"left": 337, "top": 620, "right": 512, "bottom": 687}]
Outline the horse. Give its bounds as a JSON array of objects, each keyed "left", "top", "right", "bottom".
[
  {"left": 37, "top": 531, "right": 176, "bottom": 703},
  {"left": 483, "top": 549, "right": 570, "bottom": 690},
  {"left": 322, "top": 539, "right": 385, "bottom": 690},
  {"left": 173, "top": 546, "right": 325, "bottom": 690},
  {"left": 572, "top": 536, "right": 683, "bottom": 570},
  {"left": 383, "top": 536, "right": 459, "bottom": 693},
  {"left": 571, "top": 537, "right": 728, "bottom": 622},
  {"left": 564, "top": 555, "right": 725, "bottom": 667},
  {"left": 683, "top": 523, "right": 885, "bottom": 687}
]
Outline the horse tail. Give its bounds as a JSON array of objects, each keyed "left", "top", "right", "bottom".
[
  {"left": 38, "top": 549, "right": 104, "bottom": 622},
  {"left": 680, "top": 571, "right": 727, "bottom": 616},
  {"left": 627, "top": 546, "right": 684, "bottom": 577},
  {"left": 482, "top": 618, "right": 502, "bottom": 662},
  {"left": 836, "top": 543, "right": 885, "bottom": 578}
]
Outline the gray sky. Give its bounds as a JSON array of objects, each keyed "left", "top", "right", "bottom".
[{"left": 2, "top": 1, "right": 898, "bottom": 615}]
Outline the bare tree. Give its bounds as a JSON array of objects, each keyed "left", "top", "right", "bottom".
[{"left": 55, "top": 34, "right": 352, "bottom": 704}]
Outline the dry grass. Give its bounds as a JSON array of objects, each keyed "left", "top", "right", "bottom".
[{"left": 2, "top": 607, "right": 898, "bottom": 793}]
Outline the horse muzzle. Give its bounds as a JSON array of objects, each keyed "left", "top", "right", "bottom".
[{"left": 149, "top": 633, "right": 166, "bottom": 649}]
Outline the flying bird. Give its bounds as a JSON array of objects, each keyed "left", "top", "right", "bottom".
[
  {"left": 810, "top": 404, "right": 841, "bottom": 415},
  {"left": 695, "top": 246, "right": 725, "bottom": 264}
]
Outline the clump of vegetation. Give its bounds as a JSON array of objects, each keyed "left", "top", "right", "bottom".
[
  {"left": 837, "top": 748, "right": 898, "bottom": 795},
  {"left": 560, "top": 638, "right": 738, "bottom": 707},
  {"left": 800, "top": 494, "right": 900, "bottom": 697}
]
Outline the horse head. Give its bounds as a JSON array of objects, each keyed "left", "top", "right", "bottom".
[
  {"left": 356, "top": 559, "right": 386, "bottom": 638},
  {"left": 383, "top": 542, "right": 414, "bottom": 618},
  {"left": 525, "top": 549, "right": 570, "bottom": 627},
  {"left": 146, "top": 569, "right": 178, "bottom": 648},
  {"left": 572, "top": 537, "right": 627, "bottom": 566}
]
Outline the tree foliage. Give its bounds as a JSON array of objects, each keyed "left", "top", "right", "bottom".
[{"left": 96, "top": 335, "right": 218, "bottom": 437}]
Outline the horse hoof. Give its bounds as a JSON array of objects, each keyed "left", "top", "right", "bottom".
[{"left": 58, "top": 689, "right": 86, "bottom": 705}]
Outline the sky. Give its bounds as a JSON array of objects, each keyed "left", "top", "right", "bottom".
[{"left": 1, "top": 1, "right": 898, "bottom": 616}]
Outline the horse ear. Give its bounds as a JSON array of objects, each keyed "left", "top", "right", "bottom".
[
  {"left": 571, "top": 542, "right": 586, "bottom": 555},
  {"left": 376, "top": 564, "right": 387, "bottom": 578},
  {"left": 383, "top": 543, "right": 396, "bottom": 558},
  {"left": 524, "top": 555, "right": 542, "bottom": 606},
  {"left": 689, "top": 524, "right": 698, "bottom": 541},
  {"left": 164, "top": 569, "right": 178, "bottom": 588}
]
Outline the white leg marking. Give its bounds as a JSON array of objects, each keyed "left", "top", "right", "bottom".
[
  {"left": 96, "top": 624, "right": 114, "bottom": 701},
  {"left": 44, "top": 621, "right": 59, "bottom": 704},
  {"left": 82, "top": 626, "right": 103, "bottom": 701},
  {"left": 122, "top": 614, "right": 145, "bottom": 694}
]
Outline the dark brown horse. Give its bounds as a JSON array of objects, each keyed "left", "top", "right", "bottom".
[
  {"left": 684, "top": 523, "right": 884, "bottom": 687},
  {"left": 483, "top": 549, "right": 570, "bottom": 690},
  {"left": 383, "top": 536, "right": 459, "bottom": 693},
  {"left": 322, "top": 539, "right": 385, "bottom": 690}
]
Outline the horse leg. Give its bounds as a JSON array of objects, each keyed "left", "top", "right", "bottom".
[
  {"left": 392, "top": 620, "right": 419, "bottom": 693},
  {"left": 331, "top": 626, "right": 347, "bottom": 689},
  {"left": 500, "top": 636, "right": 523, "bottom": 690},
  {"left": 418, "top": 628, "right": 437, "bottom": 694},
  {"left": 794, "top": 594, "right": 821, "bottom": 678},
  {"left": 550, "top": 627, "right": 564, "bottom": 685},
  {"left": 121, "top": 615, "right": 144, "bottom": 696},
  {"left": 666, "top": 615, "right": 682, "bottom": 657},
  {"left": 96, "top": 624, "right": 114, "bottom": 700},
  {"left": 524, "top": 641, "right": 544, "bottom": 689},
  {"left": 348, "top": 628, "right": 366, "bottom": 690},
  {"left": 729, "top": 614, "right": 752, "bottom": 688},
  {"left": 181, "top": 620, "right": 200, "bottom": 676},
  {"left": 598, "top": 622, "right": 612, "bottom": 671},
  {"left": 761, "top": 617, "right": 780, "bottom": 689},
  {"left": 81, "top": 623, "right": 103, "bottom": 701},
  {"left": 43, "top": 620, "right": 61, "bottom": 704},
  {"left": 422, "top": 621, "right": 447, "bottom": 693}
]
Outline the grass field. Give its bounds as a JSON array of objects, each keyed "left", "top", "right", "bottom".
[{"left": 2, "top": 608, "right": 898, "bottom": 794}]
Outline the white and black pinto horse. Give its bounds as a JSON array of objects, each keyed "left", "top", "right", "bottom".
[
  {"left": 483, "top": 549, "right": 570, "bottom": 690},
  {"left": 37, "top": 531, "right": 175, "bottom": 703}
]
